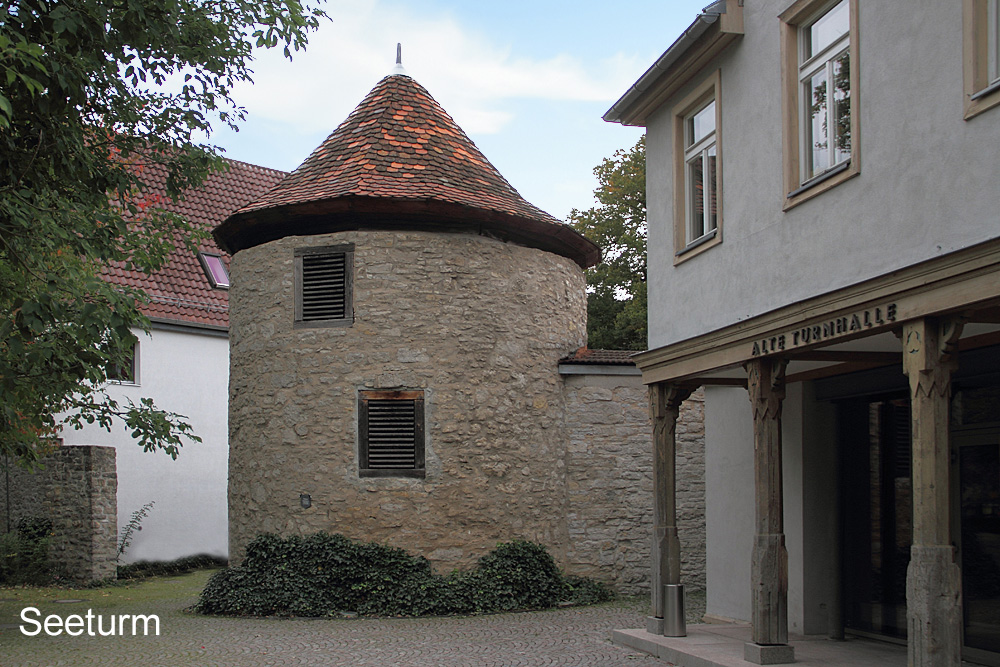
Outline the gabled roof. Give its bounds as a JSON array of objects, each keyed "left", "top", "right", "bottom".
[
  {"left": 214, "top": 73, "right": 600, "bottom": 269},
  {"left": 104, "top": 159, "right": 286, "bottom": 329},
  {"left": 604, "top": 0, "right": 743, "bottom": 127}
]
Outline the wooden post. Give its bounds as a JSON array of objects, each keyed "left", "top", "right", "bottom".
[
  {"left": 901, "top": 317, "right": 963, "bottom": 667},
  {"left": 648, "top": 382, "right": 693, "bottom": 635},
  {"left": 745, "top": 357, "right": 793, "bottom": 662}
]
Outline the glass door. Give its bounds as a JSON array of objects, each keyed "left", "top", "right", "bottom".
[
  {"left": 840, "top": 397, "right": 912, "bottom": 640},
  {"left": 955, "top": 428, "right": 1000, "bottom": 664},
  {"left": 953, "top": 383, "right": 1000, "bottom": 666}
]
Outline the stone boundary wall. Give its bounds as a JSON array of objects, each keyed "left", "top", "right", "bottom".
[
  {"left": 0, "top": 446, "right": 117, "bottom": 582},
  {"left": 563, "top": 376, "right": 705, "bottom": 596}
]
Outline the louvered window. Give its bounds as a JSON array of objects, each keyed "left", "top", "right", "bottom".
[
  {"left": 294, "top": 245, "right": 354, "bottom": 327},
  {"left": 359, "top": 390, "right": 425, "bottom": 478}
]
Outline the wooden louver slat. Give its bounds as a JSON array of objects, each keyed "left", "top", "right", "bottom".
[
  {"left": 301, "top": 253, "right": 346, "bottom": 321},
  {"left": 366, "top": 399, "right": 416, "bottom": 468}
]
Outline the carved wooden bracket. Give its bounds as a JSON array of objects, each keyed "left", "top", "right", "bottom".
[
  {"left": 745, "top": 358, "right": 788, "bottom": 421},
  {"left": 902, "top": 316, "right": 966, "bottom": 400}
]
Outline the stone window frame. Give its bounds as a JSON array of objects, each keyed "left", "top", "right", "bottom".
[
  {"left": 673, "top": 70, "right": 723, "bottom": 264},
  {"left": 780, "top": 0, "right": 860, "bottom": 210},
  {"left": 358, "top": 389, "right": 426, "bottom": 479},
  {"left": 294, "top": 243, "right": 355, "bottom": 328},
  {"left": 964, "top": 0, "right": 1000, "bottom": 119}
]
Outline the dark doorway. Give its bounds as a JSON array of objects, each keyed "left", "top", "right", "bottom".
[
  {"left": 953, "top": 384, "right": 1000, "bottom": 665},
  {"left": 839, "top": 396, "right": 912, "bottom": 641}
]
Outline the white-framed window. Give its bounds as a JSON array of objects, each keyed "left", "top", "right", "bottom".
[
  {"left": 107, "top": 342, "right": 138, "bottom": 385},
  {"left": 672, "top": 71, "right": 722, "bottom": 263},
  {"left": 684, "top": 99, "right": 718, "bottom": 244},
  {"left": 798, "top": 0, "right": 851, "bottom": 182},
  {"left": 780, "top": 0, "right": 859, "bottom": 208}
]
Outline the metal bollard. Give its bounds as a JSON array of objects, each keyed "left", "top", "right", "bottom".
[{"left": 663, "top": 584, "right": 686, "bottom": 637}]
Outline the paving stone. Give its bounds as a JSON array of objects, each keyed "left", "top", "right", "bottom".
[{"left": 0, "top": 592, "right": 670, "bottom": 667}]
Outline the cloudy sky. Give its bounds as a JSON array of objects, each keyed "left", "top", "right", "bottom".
[{"left": 210, "top": 0, "right": 708, "bottom": 220}]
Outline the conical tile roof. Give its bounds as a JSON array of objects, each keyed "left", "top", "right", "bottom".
[{"left": 214, "top": 72, "right": 600, "bottom": 268}]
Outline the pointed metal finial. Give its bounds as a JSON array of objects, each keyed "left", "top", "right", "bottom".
[{"left": 391, "top": 42, "right": 408, "bottom": 76}]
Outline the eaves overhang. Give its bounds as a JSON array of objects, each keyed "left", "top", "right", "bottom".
[
  {"left": 631, "top": 237, "right": 1000, "bottom": 386},
  {"left": 214, "top": 196, "right": 602, "bottom": 270},
  {"left": 604, "top": 0, "right": 744, "bottom": 127}
]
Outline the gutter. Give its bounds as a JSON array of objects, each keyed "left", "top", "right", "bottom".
[
  {"left": 603, "top": 2, "right": 726, "bottom": 125},
  {"left": 150, "top": 318, "right": 229, "bottom": 338}
]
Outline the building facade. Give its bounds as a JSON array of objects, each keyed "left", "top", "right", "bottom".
[
  {"left": 214, "top": 65, "right": 706, "bottom": 591},
  {"left": 606, "top": 0, "right": 1000, "bottom": 665},
  {"left": 58, "top": 160, "right": 285, "bottom": 564}
]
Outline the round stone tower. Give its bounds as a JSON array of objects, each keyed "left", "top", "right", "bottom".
[{"left": 214, "top": 62, "right": 600, "bottom": 570}]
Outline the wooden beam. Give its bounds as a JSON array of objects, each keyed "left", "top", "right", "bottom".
[
  {"left": 690, "top": 377, "right": 748, "bottom": 387},
  {"left": 785, "top": 361, "right": 886, "bottom": 384},
  {"left": 786, "top": 350, "right": 900, "bottom": 363},
  {"left": 746, "top": 358, "right": 789, "bottom": 648},
  {"left": 966, "top": 306, "right": 1000, "bottom": 323},
  {"left": 959, "top": 329, "right": 1000, "bottom": 350},
  {"left": 901, "top": 317, "right": 963, "bottom": 667},
  {"left": 648, "top": 382, "right": 695, "bottom": 635}
]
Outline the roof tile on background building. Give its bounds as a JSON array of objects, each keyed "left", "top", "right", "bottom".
[
  {"left": 559, "top": 348, "right": 639, "bottom": 365},
  {"left": 104, "top": 159, "right": 286, "bottom": 329}
]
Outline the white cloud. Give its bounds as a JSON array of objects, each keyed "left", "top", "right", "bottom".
[{"left": 230, "top": 0, "right": 646, "bottom": 135}]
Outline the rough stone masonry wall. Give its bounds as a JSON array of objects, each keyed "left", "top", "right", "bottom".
[
  {"left": 563, "top": 380, "right": 705, "bottom": 595},
  {"left": 228, "top": 229, "right": 587, "bottom": 571},
  {"left": 0, "top": 446, "right": 117, "bottom": 582}
]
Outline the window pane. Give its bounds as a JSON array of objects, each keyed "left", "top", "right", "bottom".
[
  {"left": 832, "top": 51, "right": 851, "bottom": 165},
  {"left": 805, "top": 0, "right": 849, "bottom": 60},
  {"left": 108, "top": 345, "right": 136, "bottom": 383},
  {"left": 688, "top": 154, "right": 705, "bottom": 239},
  {"left": 805, "top": 68, "right": 829, "bottom": 179},
  {"left": 206, "top": 255, "right": 230, "bottom": 288},
  {"left": 706, "top": 145, "right": 718, "bottom": 234},
  {"left": 688, "top": 100, "right": 716, "bottom": 147}
]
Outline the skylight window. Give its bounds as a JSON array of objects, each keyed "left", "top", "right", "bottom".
[{"left": 199, "top": 253, "right": 230, "bottom": 289}]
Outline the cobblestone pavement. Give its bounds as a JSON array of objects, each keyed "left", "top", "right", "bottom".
[{"left": 0, "top": 578, "right": 679, "bottom": 667}]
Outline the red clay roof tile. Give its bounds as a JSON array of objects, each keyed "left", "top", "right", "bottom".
[
  {"left": 107, "top": 159, "right": 286, "bottom": 329},
  {"left": 558, "top": 348, "right": 640, "bottom": 365},
  {"left": 215, "top": 74, "right": 600, "bottom": 268}
]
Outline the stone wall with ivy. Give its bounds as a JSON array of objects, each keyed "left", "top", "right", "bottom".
[
  {"left": 227, "top": 230, "right": 588, "bottom": 572},
  {"left": 227, "top": 228, "right": 707, "bottom": 595},
  {"left": 0, "top": 445, "right": 117, "bottom": 582}
]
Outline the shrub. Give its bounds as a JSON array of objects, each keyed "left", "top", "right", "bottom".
[
  {"left": 456, "top": 539, "right": 565, "bottom": 613},
  {"left": 196, "top": 533, "right": 437, "bottom": 617},
  {"left": 0, "top": 517, "right": 54, "bottom": 585},
  {"left": 195, "top": 533, "right": 614, "bottom": 618},
  {"left": 562, "top": 574, "right": 615, "bottom": 605}
]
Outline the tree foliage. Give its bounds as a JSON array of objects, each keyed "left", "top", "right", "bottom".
[
  {"left": 568, "top": 135, "right": 647, "bottom": 351},
  {"left": 0, "top": 0, "right": 325, "bottom": 464}
]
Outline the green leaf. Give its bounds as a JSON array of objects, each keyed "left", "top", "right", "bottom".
[{"left": 0, "top": 0, "right": 326, "bottom": 464}]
